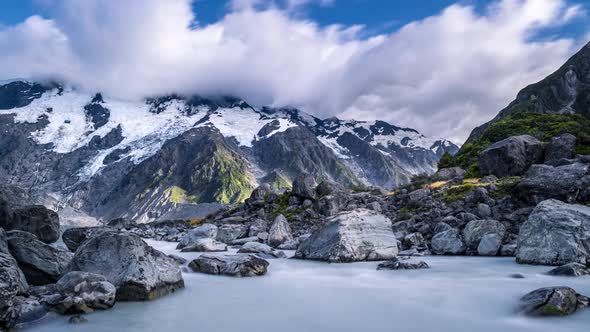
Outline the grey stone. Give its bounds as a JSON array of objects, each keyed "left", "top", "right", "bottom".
[
  {"left": 62, "top": 227, "right": 111, "bottom": 252},
  {"left": 545, "top": 133, "right": 577, "bottom": 163},
  {"left": 49, "top": 271, "right": 116, "bottom": 314},
  {"left": 292, "top": 174, "right": 317, "bottom": 200},
  {"left": 431, "top": 229, "right": 465, "bottom": 255},
  {"left": 0, "top": 227, "right": 8, "bottom": 254},
  {"left": 547, "top": 263, "right": 590, "bottom": 277},
  {"left": 515, "top": 163, "right": 588, "bottom": 205},
  {"left": 516, "top": 199, "right": 590, "bottom": 266},
  {"left": 463, "top": 219, "right": 506, "bottom": 251},
  {"left": 189, "top": 254, "right": 269, "bottom": 277},
  {"left": 68, "top": 232, "right": 184, "bottom": 301},
  {"left": 237, "top": 242, "right": 286, "bottom": 258},
  {"left": 479, "top": 135, "right": 544, "bottom": 177},
  {"left": 432, "top": 167, "right": 466, "bottom": 181},
  {"left": 295, "top": 209, "right": 398, "bottom": 262},
  {"left": 377, "top": 258, "right": 429, "bottom": 270},
  {"left": 477, "top": 233, "right": 502, "bottom": 256},
  {"left": 520, "top": 287, "right": 588, "bottom": 316},
  {"left": 180, "top": 238, "right": 227, "bottom": 252},
  {"left": 267, "top": 214, "right": 293, "bottom": 248},
  {"left": 0, "top": 206, "right": 60, "bottom": 244},
  {"left": 177, "top": 224, "right": 218, "bottom": 249},
  {"left": 216, "top": 224, "right": 248, "bottom": 244},
  {"left": 7, "top": 230, "right": 72, "bottom": 285}
]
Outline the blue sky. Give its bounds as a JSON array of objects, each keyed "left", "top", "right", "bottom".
[
  {"left": 1, "top": 0, "right": 586, "bottom": 39},
  {"left": 0, "top": 0, "right": 588, "bottom": 142}
]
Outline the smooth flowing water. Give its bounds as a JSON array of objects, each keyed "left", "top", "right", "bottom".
[{"left": 25, "top": 240, "right": 590, "bottom": 332}]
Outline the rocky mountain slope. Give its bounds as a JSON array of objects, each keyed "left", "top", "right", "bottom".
[
  {"left": 0, "top": 81, "right": 457, "bottom": 223},
  {"left": 448, "top": 41, "right": 590, "bottom": 173}
]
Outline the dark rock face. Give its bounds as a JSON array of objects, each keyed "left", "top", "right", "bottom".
[
  {"left": 0, "top": 81, "right": 48, "bottom": 109},
  {"left": 188, "top": 254, "right": 269, "bottom": 277},
  {"left": 7, "top": 231, "right": 72, "bottom": 285},
  {"left": 515, "top": 163, "right": 588, "bottom": 205},
  {"left": 0, "top": 252, "right": 29, "bottom": 328},
  {"left": 295, "top": 209, "right": 398, "bottom": 263},
  {"left": 545, "top": 133, "right": 577, "bottom": 163},
  {"left": 0, "top": 227, "right": 8, "bottom": 254},
  {"left": 68, "top": 232, "right": 184, "bottom": 301},
  {"left": 0, "top": 205, "right": 60, "bottom": 244},
  {"left": 547, "top": 263, "right": 590, "bottom": 277},
  {"left": 377, "top": 258, "right": 429, "bottom": 270},
  {"left": 292, "top": 174, "right": 318, "bottom": 200},
  {"left": 520, "top": 287, "right": 589, "bottom": 316},
  {"left": 62, "top": 227, "right": 111, "bottom": 252},
  {"left": 516, "top": 199, "right": 590, "bottom": 266},
  {"left": 479, "top": 135, "right": 544, "bottom": 177}
]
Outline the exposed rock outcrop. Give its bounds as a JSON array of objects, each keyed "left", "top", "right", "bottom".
[
  {"left": 520, "top": 287, "right": 589, "bottom": 316},
  {"left": 189, "top": 254, "right": 269, "bottom": 277},
  {"left": 479, "top": 135, "right": 544, "bottom": 177}
]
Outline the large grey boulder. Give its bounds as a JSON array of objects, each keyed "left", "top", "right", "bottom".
[
  {"left": 295, "top": 209, "right": 398, "bottom": 263},
  {"left": 62, "top": 227, "right": 111, "bottom": 252},
  {"left": 267, "top": 214, "right": 293, "bottom": 248},
  {"left": 316, "top": 180, "right": 342, "bottom": 197},
  {"left": 292, "top": 174, "right": 317, "bottom": 200},
  {"left": 237, "top": 242, "right": 286, "bottom": 259},
  {"left": 180, "top": 238, "right": 227, "bottom": 252},
  {"left": 547, "top": 263, "right": 590, "bottom": 277},
  {"left": 515, "top": 163, "right": 588, "bottom": 205},
  {"left": 189, "top": 254, "right": 269, "bottom": 277},
  {"left": 431, "top": 229, "right": 466, "bottom": 255},
  {"left": 0, "top": 252, "right": 32, "bottom": 329},
  {"left": 216, "top": 224, "right": 248, "bottom": 244},
  {"left": 477, "top": 233, "right": 502, "bottom": 256},
  {"left": 520, "top": 287, "right": 589, "bottom": 316},
  {"left": 7, "top": 230, "right": 72, "bottom": 285},
  {"left": 0, "top": 206, "right": 60, "bottom": 244},
  {"left": 479, "top": 135, "right": 544, "bottom": 177},
  {"left": 177, "top": 224, "right": 218, "bottom": 250},
  {"left": 462, "top": 219, "right": 506, "bottom": 252},
  {"left": 68, "top": 232, "right": 184, "bottom": 301},
  {"left": 432, "top": 167, "right": 466, "bottom": 181},
  {"left": 48, "top": 272, "right": 116, "bottom": 314},
  {"left": 545, "top": 133, "right": 577, "bottom": 163},
  {"left": 516, "top": 199, "right": 590, "bottom": 266}
]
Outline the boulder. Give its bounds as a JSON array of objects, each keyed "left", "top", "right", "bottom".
[
  {"left": 377, "top": 258, "right": 429, "bottom": 270},
  {"left": 477, "top": 233, "right": 502, "bottom": 256},
  {"left": 267, "top": 214, "right": 293, "bottom": 248},
  {"left": 216, "top": 224, "right": 248, "bottom": 244},
  {"left": 516, "top": 199, "right": 590, "bottom": 266},
  {"left": 402, "top": 232, "right": 425, "bottom": 250},
  {"left": 246, "top": 184, "right": 274, "bottom": 206},
  {"left": 292, "top": 174, "right": 317, "bottom": 200},
  {"left": 432, "top": 167, "right": 466, "bottom": 181},
  {"left": 7, "top": 230, "right": 72, "bottom": 285},
  {"left": 520, "top": 287, "right": 589, "bottom": 316},
  {"left": 237, "top": 242, "right": 286, "bottom": 258},
  {"left": 1, "top": 296, "right": 46, "bottom": 329},
  {"left": 462, "top": 219, "right": 506, "bottom": 251},
  {"left": 316, "top": 194, "right": 347, "bottom": 217},
  {"left": 68, "top": 232, "right": 184, "bottom": 301},
  {"left": 189, "top": 254, "right": 269, "bottom": 277},
  {"left": 479, "top": 135, "right": 544, "bottom": 177},
  {"left": 407, "top": 188, "right": 431, "bottom": 207},
  {"left": 180, "top": 238, "right": 227, "bottom": 252},
  {"left": 515, "top": 163, "right": 588, "bottom": 205},
  {"left": 0, "top": 252, "right": 30, "bottom": 329},
  {"left": 294, "top": 209, "right": 398, "bottom": 263},
  {"left": 545, "top": 133, "right": 577, "bottom": 163},
  {"left": 62, "top": 227, "right": 110, "bottom": 252},
  {"left": 431, "top": 229, "right": 465, "bottom": 255},
  {"left": 105, "top": 218, "right": 135, "bottom": 230},
  {"left": 49, "top": 271, "right": 116, "bottom": 314},
  {"left": 177, "top": 224, "right": 218, "bottom": 250},
  {"left": 316, "top": 180, "right": 342, "bottom": 197},
  {"left": 547, "top": 263, "right": 590, "bottom": 277},
  {"left": 0, "top": 206, "right": 60, "bottom": 244}
]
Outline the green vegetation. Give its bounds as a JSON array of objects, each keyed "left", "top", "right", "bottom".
[
  {"left": 271, "top": 193, "right": 303, "bottom": 221},
  {"left": 490, "top": 176, "right": 522, "bottom": 200},
  {"left": 449, "top": 111, "right": 590, "bottom": 171},
  {"left": 436, "top": 183, "right": 476, "bottom": 204},
  {"left": 261, "top": 171, "right": 292, "bottom": 191},
  {"left": 437, "top": 152, "right": 454, "bottom": 169}
]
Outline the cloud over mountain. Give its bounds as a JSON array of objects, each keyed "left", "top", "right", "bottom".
[{"left": 0, "top": 0, "right": 586, "bottom": 142}]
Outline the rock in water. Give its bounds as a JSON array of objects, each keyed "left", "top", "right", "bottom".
[
  {"left": 295, "top": 209, "right": 398, "bottom": 263},
  {"left": 267, "top": 214, "right": 293, "bottom": 248},
  {"left": 180, "top": 238, "right": 227, "bottom": 252},
  {"left": 516, "top": 199, "right": 590, "bottom": 266},
  {"left": 292, "top": 174, "right": 317, "bottom": 200},
  {"left": 7, "top": 230, "right": 72, "bottom": 285},
  {"left": 68, "top": 232, "right": 184, "bottom": 301},
  {"left": 479, "top": 135, "right": 543, "bottom": 177},
  {"left": 216, "top": 224, "right": 248, "bottom": 244},
  {"left": 1, "top": 206, "right": 60, "bottom": 244},
  {"left": 237, "top": 242, "right": 286, "bottom": 258},
  {"left": 431, "top": 229, "right": 466, "bottom": 255},
  {"left": 377, "top": 258, "right": 429, "bottom": 270},
  {"left": 49, "top": 271, "right": 116, "bottom": 314},
  {"left": 547, "top": 263, "right": 590, "bottom": 277},
  {"left": 520, "top": 287, "right": 589, "bottom": 316},
  {"left": 189, "top": 254, "right": 269, "bottom": 277},
  {"left": 177, "top": 224, "right": 218, "bottom": 250},
  {"left": 544, "top": 133, "right": 576, "bottom": 163},
  {"left": 462, "top": 219, "right": 505, "bottom": 252}
]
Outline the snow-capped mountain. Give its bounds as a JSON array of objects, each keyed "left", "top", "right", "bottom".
[{"left": 0, "top": 80, "right": 458, "bottom": 223}]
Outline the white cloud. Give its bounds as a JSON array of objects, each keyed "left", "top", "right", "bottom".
[{"left": 0, "top": 0, "right": 586, "bottom": 143}]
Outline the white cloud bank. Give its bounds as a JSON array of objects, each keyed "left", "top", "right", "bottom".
[{"left": 0, "top": 0, "right": 587, "bottom": 142}]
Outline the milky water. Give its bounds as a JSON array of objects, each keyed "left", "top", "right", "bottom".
[{"left": 25, "top": 240, "right": 590, "bottom": 332}]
